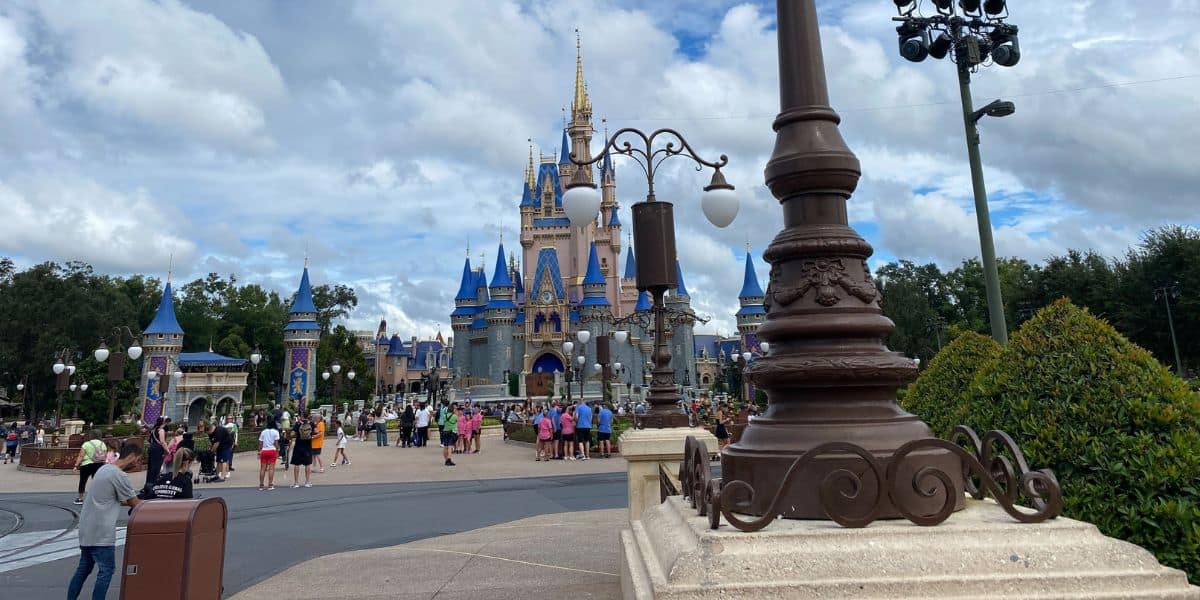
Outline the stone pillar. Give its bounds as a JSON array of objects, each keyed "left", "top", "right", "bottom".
[{"left": 618, "top": 427, "right": 718, "bottom": 523}]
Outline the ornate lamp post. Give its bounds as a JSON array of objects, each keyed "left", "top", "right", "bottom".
[
  {"left": 1153, "top": 283, "right": 1185, "bottom": 377},
  {"left": 893, "top": 0, "right": 1020, "bottom": 343},
  {"left": 94, "top": 327, "right": 143, "bottom": 425},
  {"left": 51, "top": 349, "right": 80, "bottom": 429},
  {"left": 249, "top": 348, "right": 262, "bottom": 410},
  {"left": 69, "top": 382, "right": 89, "bottom": 419},
  {"left": 719, "top": 0, "right": 965, "bottom": 520},
  {"left": 564, "top": 129, "right": 737, "bottom": 428},
  {"left": 15, "top": 376, "right": 28, "bottom": 422}
]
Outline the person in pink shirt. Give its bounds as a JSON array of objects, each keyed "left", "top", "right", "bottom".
[
  {"left": 456, "top": 407, "right": 470, "bottom": 454},
  {"left": 535, "top": 406, "right": 554, "bottom": 461},
  {"left": 559, "top": 406, "right": 577, "bottom": 461},
  {"left": 471, "top": 409, "right": 484, "bottom": 454}
]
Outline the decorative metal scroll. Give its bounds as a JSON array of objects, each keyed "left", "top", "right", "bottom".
[
  {"left": 612, "top": 305, "right": 710, "bottom": 331},
  {"left": 671, "top": 426, "right": 1062, "bottom": 532}
]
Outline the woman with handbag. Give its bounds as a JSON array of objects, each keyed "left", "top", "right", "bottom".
[{"left": 71, "top": 430, "right": 108, "bottom": 505}]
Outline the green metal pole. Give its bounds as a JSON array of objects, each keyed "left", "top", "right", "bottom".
[
  {"left": 957, "top": 63, "right": 1008, "bottom": 344},
  {"left": 1163, "top": 293, "right": 1184, "bottom": 377}
]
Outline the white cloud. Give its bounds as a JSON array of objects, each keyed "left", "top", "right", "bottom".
[
  {"left": 27, "top": 0, "right": 285, "bottom": 153},
  {"left": 0, "top": 0, "right": 1196, "bottom": 340},
  {"left": 0, "top": 174, "right": 195, "bottom": 272}
]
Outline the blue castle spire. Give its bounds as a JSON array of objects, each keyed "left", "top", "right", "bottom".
[
  {"left": 290, "top": 266, "right": 317, "bottom": 314},
  {"left": 608, "top": 206, "right": 621, "bottom": 227},
  {"left": 454, "top": 258, "right": 474, "bottom": 301},
  {"left": 600, "top": 149, "right": 614, "bottom": 181},
  {"left": 739, "top": 252, "right": 764, "bottom": 298},
  {"left": 490, "top": 243, "right": 513, "bottom": 288},
  {"left": 582, "top": 242, "right": 605, "bottom": 285},
  {"left": 623, "top": 246, "right": 637, "bottom": 280},
  {"left": 559, "top": 128, "right": 571, "bottom": 165},
  {"left": 144, "top": 281, "right": 184, "bottom": 335},
  {"left": 635, "top": 291, "right": 652, "bottom": 312},
  {"left": 675, "top": 260, "right": 690, "bottom": 298}
]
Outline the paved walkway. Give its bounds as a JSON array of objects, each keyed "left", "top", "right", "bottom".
[
  {"left": 0, "top": 431, "right": 624, "bottom": 493},
  {"left": 231, "top": 509, "right": 624, "bottom": 600}
]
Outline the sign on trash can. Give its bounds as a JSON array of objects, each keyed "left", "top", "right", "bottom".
[{"left": 120, "top": 497, "right": 228, "bottom": 600}]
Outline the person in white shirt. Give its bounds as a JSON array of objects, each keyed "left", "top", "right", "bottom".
[
  {"left": 414, "top": 403, "right": 432, "bottom": 447},
  {"left": 331, "top": 419, "right": 350, "bottom": 466},
  {"left": 257, "top": 424, "right": 280, "bottom": 491}
]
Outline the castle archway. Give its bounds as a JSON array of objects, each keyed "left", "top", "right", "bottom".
[
  {"left": 531, "top": 353, "right": 564, "bottom": 374},
  {"left": 187, "top": 398, "right": 208, "bottom": 427}
]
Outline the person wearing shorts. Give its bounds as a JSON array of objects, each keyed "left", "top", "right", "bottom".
[
  {"left": 575, "top": 401, "right": 593, "bottom": 460},
  {"left": 441, "top": 403, "right": 459, "bottom": 467},
  {"left": 559, "top": 406, "right": 577, "bottom": 461},
  {"left": 596, "top": 403, "right": 614, "bottom": 458},
  {"left": 310, "top": 417, "right": 326, "bottom": 472},
  {"left": 257, "top": 424, "right": 279, "bottom": 491}
]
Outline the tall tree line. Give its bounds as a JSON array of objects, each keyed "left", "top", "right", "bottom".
[
  {"left": 0, "top": 260, "right": 360, "bottom": 424},
  {"left": 877, "top": 225, "right": 1198, "bottom": 375}
]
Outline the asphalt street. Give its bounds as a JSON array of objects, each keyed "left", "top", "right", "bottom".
[{"left": 0, "top": 471, "right": 628, "bottom": 599}]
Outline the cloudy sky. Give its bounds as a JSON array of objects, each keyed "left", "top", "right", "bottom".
[{"left": 0, "top": 0, "right": 1196, "bottom": 338}]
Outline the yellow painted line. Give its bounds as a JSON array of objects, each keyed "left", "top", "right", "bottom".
[{"left": 411, "top": 547, "right": 618, "bottom": 577}]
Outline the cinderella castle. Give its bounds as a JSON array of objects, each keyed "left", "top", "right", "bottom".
[{"left": 443, "top": 39, "right": 769, "bottom": 397}]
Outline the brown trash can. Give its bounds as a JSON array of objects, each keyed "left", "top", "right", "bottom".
[{"left": 120, "top": 497, "right": 228, "bottom": 600}]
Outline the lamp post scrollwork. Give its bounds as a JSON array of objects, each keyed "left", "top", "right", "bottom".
[
  {"left": 564, "top": 128, "right": 736, "bottom": 428},
  {"left": 93, "top": 326, "right": 143, "bottom": 425}
]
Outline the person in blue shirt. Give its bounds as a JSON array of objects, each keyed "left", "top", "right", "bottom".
[
  {"left": 596, "top": 403, "right": 615, "bottom": 458},
  {"left": 550, "top": 402, "right": 563, "bottom": 460},
  {"left": 574, "top": 401, "right": 593, "bottom": 460}
]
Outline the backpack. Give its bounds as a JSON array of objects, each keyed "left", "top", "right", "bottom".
[
  {"left": 6, "top": 431, "right": 16, "bottom": 442},
  {"left": 90, "top": 440, "right": 107, "bottom": 463},
  {"left": 298, "top": 422, "right": 313, "bottom": 441}
]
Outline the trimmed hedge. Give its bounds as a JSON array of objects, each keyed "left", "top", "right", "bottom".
[
  {"left": 901, "top": 327, "right": 1001, "bottom": 438},
  {"left": 909, "top": 299, "right": 1200, "bottom": 582}
]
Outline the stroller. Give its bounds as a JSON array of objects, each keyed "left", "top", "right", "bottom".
[{"left": 194, "top": 449, "right": 219, "bottom": 483}]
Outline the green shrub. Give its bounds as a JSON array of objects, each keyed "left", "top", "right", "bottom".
[
  {"left": 106, "top": 423, "right": 142, "bottom": 437},
  {"left": 507, "top": 425, "right": 536, "bottom": 443},
  {"left": 972, "top": 299, "right": 1200, "bottom": 582},
  {"left": 482, "top": 417, "right": 500, "bottom": 427},
  {"left": 902, "top": 328, "right": 1002, "bottom": 438}
]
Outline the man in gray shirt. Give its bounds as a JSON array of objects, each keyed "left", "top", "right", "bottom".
[{"left": 68, "top": 442, "right": 142, "bottom": 600}]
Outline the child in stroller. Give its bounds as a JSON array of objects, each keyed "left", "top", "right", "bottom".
[{"left": 194, "top": 449, "right": 220, "bottom": 483}]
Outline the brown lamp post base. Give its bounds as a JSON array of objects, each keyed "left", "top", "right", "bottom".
[{"left": 721, "top": 422, "right": 964, "bottom": 520}]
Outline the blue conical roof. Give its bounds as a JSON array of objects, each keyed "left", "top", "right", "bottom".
[
  {"left": 559, "top": 129, "right": 571, "bottom": 165},
  {"left": 600, "top": 149, "right": 614, "bottom": 181},
  {"left": 739, "top": 252, "right": 764, "bottom": 298},
  {"left": 454, "top": 258, "right": 475, "bottom": 301},
  {"left": 583, "top": 242, "right": 606, "bottom": 285},
  {"left": 144, "top": 281, "right": 184, "bottom": 335},
  {"left": 608, "top": 206, "right": 620, "bottom": 227},
  {"left": 635, "top": 291, "right": 652, "bottom": 312},
  {"left": 491, "top": 243, "right": 513, "bottom": 288},
  {"left": 623, "top": 246, "right": 637, "bottom": 280},
  {"left": 290, "top": 267, "right": 317, "bottom": 314},
  {"left": 675, "top": 261, "right": 689, "bottom": 297},
  {"left": 475, "top": 268, "right": 488, "bottom": 290},
  {"left": 520, "top": 180, "right": 536, "bottom": 208}
]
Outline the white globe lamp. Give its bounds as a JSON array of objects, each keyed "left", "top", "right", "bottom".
[
  {"left": 701, "top": 170, "right": 738, "bottom": 228},
  {"left": 127, "top": 345, "right": 143, "bottom": 360},
  {"left": 562, "top": 182, "right": 602, "bottom": 228},
  {"left": 94, "top": 345, "right": 110, "bottom": 363},
  {"left": 576, "top": 330, "right": 591, "bottom": 344}
]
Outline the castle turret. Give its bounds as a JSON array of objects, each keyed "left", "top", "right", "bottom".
[
  {"left": 618, "top": 244, "right": 638, "bottom": 317},
  {"left": 450, "top": 256, "right": 476, "bottom": 380},
  {"left": 736, "top": 250, "right": 766, "bottom": 336},
  {"left": 485, "top": 242, "right": 518, "bottom": 383},
  {"left": 567, "top": 31, "right": 593, "bottom": 186},
  {"left": 141, "top": 280, "right": 184, "bottom": 425},
  {"left": 283, "top": 263, "right": 321, "bottom": 414},
  {"left": 667, "top": 260, "right": 696, "bottom": 389}
]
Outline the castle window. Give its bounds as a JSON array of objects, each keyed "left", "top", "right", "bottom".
[
  {"left": 550, "top": 313, "right": 561, "bottom": 332},
  {"left": 534, "top": 313, "right": 545, "bottom": 333}
]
